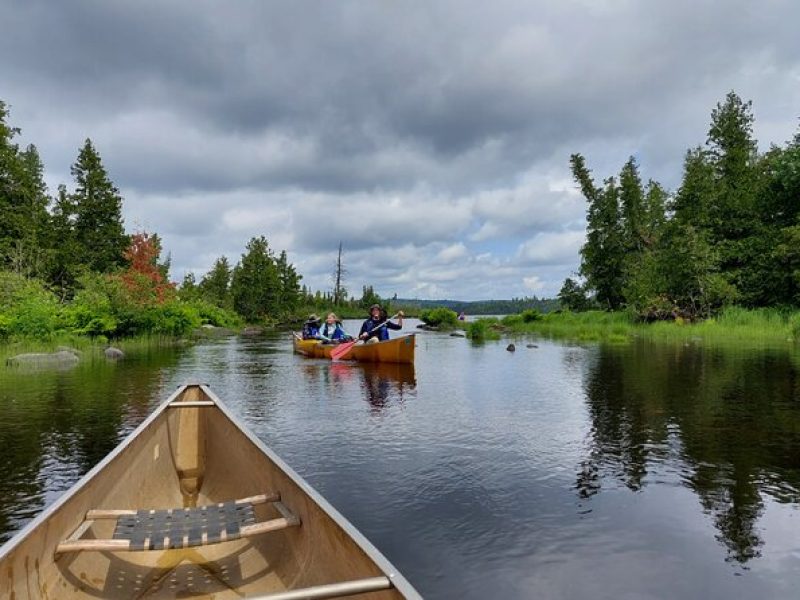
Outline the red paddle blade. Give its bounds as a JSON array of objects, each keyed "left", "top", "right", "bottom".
[{"left": 330, "top": 340, "right": 357, "bottom": 361}]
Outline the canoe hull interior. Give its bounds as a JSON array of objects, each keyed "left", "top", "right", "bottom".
[{"left": 0, "top": 385, "right": 419, "bottom": 599}]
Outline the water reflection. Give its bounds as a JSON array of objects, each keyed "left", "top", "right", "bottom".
[
  {"left": 325, "top": 362, "right": 416, "bottom": 412},
  {"left": 576, "top": 340, "right": 800, "bottom": 564},
  {"left": 0, "top": 349, "right": 180, "bottom": 543},
  {"left": 358, "top": 363, "right": 416, "bottom": 411}
]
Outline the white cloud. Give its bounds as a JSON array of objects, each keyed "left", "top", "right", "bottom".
[{"left": 517, "top": 230, "right": 586, "bottom": 266}]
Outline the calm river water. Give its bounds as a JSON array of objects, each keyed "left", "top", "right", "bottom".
[{"left": 1, "top": 319, "right": 800, "bottom": 599}]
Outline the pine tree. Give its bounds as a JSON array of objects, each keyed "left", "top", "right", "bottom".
[
  {"left": 619, "top": 157, "right": 646, "bottom": 253},
  {"left": 199, "top": 256, "right": 232, "bottom": 308},
  {"left": 70, "top": 139, "right": 128, "bottom": 273},
  {"left": 276, "top": 250, "right": 301, "bottom": 312},
  {"left": 230, "top": 237, "right": 280, "bottom": 321},
  {"left": 8, "top": 144, "right": 51, "bottom": 277},
  {"left": 571, "top": 154, "right": 626, "bottom": 310}
]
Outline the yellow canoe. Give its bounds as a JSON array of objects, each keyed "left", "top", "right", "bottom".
[
  {"left": 292, "top": 334, "right": 415, "bottom": 365},
  {"left": 0, "top": 384, "right": 421, "bottom": 599}
]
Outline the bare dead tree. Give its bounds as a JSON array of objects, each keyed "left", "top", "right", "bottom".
[{"left": 332, "top": 241, "right": 347, "bottom": 305}]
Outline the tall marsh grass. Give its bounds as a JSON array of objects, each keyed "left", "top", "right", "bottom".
[{"left": 471, "top": 307, "right": 800, "bottom": 347}]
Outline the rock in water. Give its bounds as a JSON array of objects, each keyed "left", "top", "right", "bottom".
[
  {"left": 104, "top": 347, "right": 125, "bottom": 360},
  {"left": 6, "top": 351, "right": 79, "bottom": 368},
  {"left": 506, "top": 343, "right": 516, "bottom": 352},
  {"left": 526, "top": 344, "right": 538, "bottom": 348}
]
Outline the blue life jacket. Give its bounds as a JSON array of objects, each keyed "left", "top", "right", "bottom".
[
  {"left": 302, "top": 323, "right": 320, "bottom": 340},
  {"left": 320, "top": 322, "right": 347, "bottom": 340},
  {"left": 359, "top": 317, "right": 401, "bottom": 341}
]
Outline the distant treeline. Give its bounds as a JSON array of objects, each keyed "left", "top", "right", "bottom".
[
  {"left": 397, "top": 296, "right": 559, "bottom": 315},
  {"left": 562, "top": 91, "right": 800, "bottom": 320}
]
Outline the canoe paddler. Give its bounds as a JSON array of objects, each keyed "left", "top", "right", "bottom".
[{"left": 358, "top": 304, "right": 404, "bottom": 343}]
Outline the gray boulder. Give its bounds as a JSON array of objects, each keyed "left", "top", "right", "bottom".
[{"left": 104, "top": 346, "right": 125, "bottom": 360}]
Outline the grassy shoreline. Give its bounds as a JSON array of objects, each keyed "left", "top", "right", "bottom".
[
  {"left": 0, "top": 333, "right": 195, "bottom": 364},
  {"left": 466, "top": 307, "right": 800, "bottom": 347}
]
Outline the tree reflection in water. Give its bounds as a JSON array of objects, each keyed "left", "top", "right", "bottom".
[{"left": 575, "top": 340, "right": 800, "bottom": 564}]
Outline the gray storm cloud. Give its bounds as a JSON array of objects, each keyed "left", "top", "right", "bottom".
[{"left": 2, "top": 0, "right": 799, "bottom": 298}]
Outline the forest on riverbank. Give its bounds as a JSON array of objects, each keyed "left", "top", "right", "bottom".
[
  {"left": 559, "top": 91, "right": 800, "bottom": 320},
  {"left": 0, "top": 99, "right": 311, "bottom": 343}
]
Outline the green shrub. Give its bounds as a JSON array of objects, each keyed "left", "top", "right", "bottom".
[
  {"left": 186, "top": 300, "right": 242, "bottom": 329},
  {"left": 466, "top": 319, "right": 501, "bottom": 341},
  {"left": 521, "top": 309, "right": 543, "bottom": 323},
  {"left": 62, "top": 274, "right": 120, "bottom": 336},
  {"left": 419, "top": 307, "right": 459, "bottom": 328},
  {"left": 0, "top": 273, "right": 61, "bottom": 338}
]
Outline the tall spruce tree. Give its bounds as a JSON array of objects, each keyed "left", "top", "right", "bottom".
[
  {"left": 199, "top": 256, "right": 232, "bottom": 308},
  {"left": 230, "top": 237, "right": 280, "bottom": 321},
  {"left": 70, "top": 139, "right": 128, "bottom": 273},
  {"left": 276, "top": 250, "right": 301, "bottom": 313},
  {"left": 619, "top": 157, "right": 646, "bottom": 253},
  {"left": 571, "top": 154, "right": 626, "bottom": 310}
]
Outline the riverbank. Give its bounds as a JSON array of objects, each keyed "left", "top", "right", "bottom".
[{"left": 466, "top": 307, "right": 800, "bottom": 347}]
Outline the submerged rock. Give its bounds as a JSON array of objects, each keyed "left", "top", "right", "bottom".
[
  {"left": 449, "top": 332, "right": 466, "bottom": 337},
  {"left": 506, "top": 343, "right": 516, "bottom": 352},
  {"left": 6, "top": 350, "right": 80, "bottom": 368},
  {"left": 104, "top": 346, "right": 125, "bottom": 360},
  {"left": 526, "top": 344, "right": 538, "bottom": 349}
]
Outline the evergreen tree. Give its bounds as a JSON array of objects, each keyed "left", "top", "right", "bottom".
[
  {"left": 558, "top": 277, "right": 591, "bottom": 311},
  {"left": 571, "top": 154, "right": 626, "bottom": 310},
  {"left": 8, "top": 144, "right": 51, "bottom": 277},
  {"left": 179, "top": 272, "right": 200, "bottom": 301},
  {"left": 199, "top": 256, "right": 232, "bottom": 308},
  {"left": 359, "top": 285, "right": 382, "bottom": 310},
  {"left": 230, "top": 237, "right": 280, "bottom": 321},
  {"left": 276, "top": 250, "right": 301, "bottom": 312},
  {"left": 619, "top": 157, "right": 646, "bottom": 253},
  {"left": 48, "top": 184, "right": 82, "bottom": 299},
  {"left": 70, "top": 139, "right": 128, "bottom": 273}
]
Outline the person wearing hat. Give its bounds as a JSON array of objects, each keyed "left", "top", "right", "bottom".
[
  {"left": 358, "top": 304, "right": 404, "bottom": 343},
  {"left": 301, "top": 314, "right": 322, "bottom": 340}
]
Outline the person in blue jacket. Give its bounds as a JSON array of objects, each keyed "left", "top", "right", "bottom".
[
  {"left": 318, "top": 312, "right": 352, "bottom": 343},
  {"left": 301, "top": 314, "right": 321, "bottom": 340},
  {"left": 359, "top": 304, "right": 404, "bottom": 342}
]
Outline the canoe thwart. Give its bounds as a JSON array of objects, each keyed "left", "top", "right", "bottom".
[
  {"left": 247, "top": 575, "right": 393, "bottom": 600},
  {"left": 56, "top": 491, "right": 296, "bottom": 554}
]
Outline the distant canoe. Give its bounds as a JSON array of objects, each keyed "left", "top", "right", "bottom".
[
  {"left": 0, "top": 384, "right": 421, "bottom": 599},
  {"left": 292, "top": 334, "right": 415, "bottom": 364}
]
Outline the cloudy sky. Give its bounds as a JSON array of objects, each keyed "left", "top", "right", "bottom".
[{"left": 2, "top": 1, "right": 799, "bottom": 300}]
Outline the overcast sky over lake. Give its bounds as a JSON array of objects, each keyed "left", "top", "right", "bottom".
[{"left": 2, "top": 1, "right": 799, "bottom": 300}]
